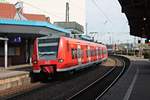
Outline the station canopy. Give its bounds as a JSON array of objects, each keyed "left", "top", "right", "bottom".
[
  {"left": 118, "top": 0, "right": 150, "bottom": 39},
  {"left": 0, "top": 19, "right": 71, "bottom": 38}
]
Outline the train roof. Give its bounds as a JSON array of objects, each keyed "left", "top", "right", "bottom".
[
  {"left": 61, "top": 36, "right": 107, "bottom": 48},
  {"left": 37, "top": 36, "right": 107, "bottom": 49}
]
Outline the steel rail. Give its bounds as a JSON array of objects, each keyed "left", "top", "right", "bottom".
[
  {"left": 67, "top": 57, "right": 120, "bottom": 100},
  {"left": 96, "top": 59, "right": 126, "bottom": 100}
]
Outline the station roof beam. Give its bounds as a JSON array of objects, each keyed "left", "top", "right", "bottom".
[{"left": 118, "top": 0, "right": 150, "bottom": 39}]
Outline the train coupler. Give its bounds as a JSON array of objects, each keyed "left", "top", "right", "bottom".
[{"left": 42, "top": 66, "right": 54, "bottom": 74}]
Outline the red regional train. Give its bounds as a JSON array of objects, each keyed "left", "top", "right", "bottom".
[{"left": 32, "top": 36, "right": 108, "bottom": 78}]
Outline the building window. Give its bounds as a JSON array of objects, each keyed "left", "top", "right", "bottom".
[{"left": 0, "top": 47, "right": 20, "bottom": 56}]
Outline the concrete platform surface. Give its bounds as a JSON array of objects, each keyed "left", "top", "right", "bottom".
[
  {"left": 0, "top": 65, "right": 31, "bottom": 91},
  {"left": 101, "top": 58, "right": 150, "bottom": 100},
  {"left": 123, "top": 55, "right": 149, "bottom": 61},
  {"left": 0, "top": 70, "right": 29, "bottom": 79}
]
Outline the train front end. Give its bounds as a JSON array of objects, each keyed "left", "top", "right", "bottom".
[{"left": 32, "top": 37, "right": 59, "bottom": 77}]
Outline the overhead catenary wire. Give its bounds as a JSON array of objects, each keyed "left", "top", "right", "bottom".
[
  {"left": 91, "top": 0, "right": 129, "bottom": 32},
  {"left": 22, "top": 1, "right": 86, "bottom": 23},
  {"left": 94, "top": 0, "right": 130, "bottom": 33},
  {"left": 90, "top": 0, "right": 114, "bottom": 36},
  {"left": 91, "top": 0, "right": 112, "bottom": 23},
  {"left": 89, "top": 0, "right": 133, "bottom": 44},
  {"left": 22, "top": 1, "right": 64, "bottom": 17}
]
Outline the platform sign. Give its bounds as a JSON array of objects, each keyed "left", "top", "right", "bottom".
[{"left": 9, "top": 37, "right": 22, "bottom": 43}]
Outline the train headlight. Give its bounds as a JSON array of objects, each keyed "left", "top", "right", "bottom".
[
  {"left": 33, "top": 60, "right": 37, "bottom": 64},
  {"left": 58, "top": 59, "right": 64, "bottom": 63}
]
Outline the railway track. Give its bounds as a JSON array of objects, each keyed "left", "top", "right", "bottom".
[
  {"left": 67, "top": 56, "right": 129, "bottom": 100},
  {"left": 1, "top": 56, "right": 130, "bottom": 100}
]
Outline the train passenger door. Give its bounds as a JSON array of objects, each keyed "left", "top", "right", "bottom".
[{"left": 77, "top": 44, "right": 82, "bottom": 65}]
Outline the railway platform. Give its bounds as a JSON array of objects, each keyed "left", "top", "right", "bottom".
[
  {"left": 0, "top": 65, "right": 31, "bottom": 92},
  {"left": 101, "top": 56, "right": 150, "bottom": 100}
]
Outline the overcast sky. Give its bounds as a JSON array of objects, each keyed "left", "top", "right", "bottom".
[
  {"left": 8, "top": 0, "right": 85, "bottom": 24},
  {"left": 6, "top": 0, "right": 137, "bottom": 44},
  {"left": 86, "top": 0, "right": 135, "bottom": 44},
  {"left": 86, "top": 0, "right": 129, "bottom": 32}
]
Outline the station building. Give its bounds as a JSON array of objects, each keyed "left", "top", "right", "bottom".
[
  {"left": 54, "top": 21, "right": 84, "bottom": 38},
  {"left": 0, "top": 2, "right": 70, "bottom": 68},
  {"left": 54, "top": 21, "right": 95, "bottom": 42}
]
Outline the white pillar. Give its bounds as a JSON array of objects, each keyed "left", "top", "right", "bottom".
[{"left": 4, "top": 40, "right": 8, "bottom": 69}]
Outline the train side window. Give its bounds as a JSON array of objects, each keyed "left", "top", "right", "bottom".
[
  {"left": 87, "top": 49, "right": 90, "bottom": 57},
  {"left": 104, "top": 50, "right": 107, "bottom": 54},
  {"left": 98, "top": 49, "right": 100, "bottom": 55},
  {"left": 79, "top": 49, "right": 83, "bottom": 58},
  {"left": 99, "top": 50, "right": 101, "bottom": 55},
  {"left": 81, "top": 49, "right": 84, "bottom": 58},
  {"left": 86, "top": 50, "right": 88, "bottom": 57},
  {"left": 103, "top": 50, "right": 105, "bottom": 54},
  {"left": 100, "top": 49, "right": 102, "bottom": 55},
  {"left": 71, "top": 48, "right": 74, "bottom": 59},
  {"left": 72, "top": 48, "right": 77, "bottom": 59},
  {"left": 75, "top": 49, "right": 77, "bottom": 58},
  {"left": 77, "top": 48, "right": 81, "bottom": 58},
  {"left": 90, "top": 49, "right": 93, "bottom": 56},
  {"left": 94, "top": 49, "right": 95, "bottom": 56},
  {"left": 90, "top": 50, "right": 91, "bottom": 56},
  {"left": 92, "top": 49, "right": 94, "bottom": 56},
  {"left": 96, "top": 48, "right": 98, "bottom": 56},
  {"left": 94, "top": 49, "right": 96, "bottom": 56},
  {"left": 93, "top": 49, "right": 95, "bottom": 56},
  {"left": 93, "top": 49, "right": 94, "bottom": 56}
]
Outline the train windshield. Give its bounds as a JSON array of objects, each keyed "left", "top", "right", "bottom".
[{"left": 38, "top": 38, "right": 59, "bottom": 60}]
